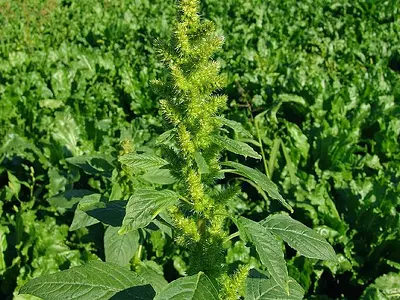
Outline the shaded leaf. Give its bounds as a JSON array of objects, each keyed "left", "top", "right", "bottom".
[{"left": 85, "top": 200, "right": 127, "bottom": 227}]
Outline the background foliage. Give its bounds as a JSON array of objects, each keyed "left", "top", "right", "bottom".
[{"left": 0, "top": 0, "right": 399, "bottom": 299}]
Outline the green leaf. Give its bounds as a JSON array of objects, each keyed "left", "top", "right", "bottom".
[
  {"left": 260, "top": 214, "right": 336, "bottom": 261},
  {"left": 51, "top": 111, "right": 80, "bottom": 155},
  {"left": 66, "top": 155, "right": 114, "bottom": 177},
  {"left": 69, "top": 194, "right": 102, "bottom": 231},
  {"left": 154, "top": 272, "right": 219, "bottom": 300},
  {"left": 104, "top": 226, "right": 139, "bottom": 266},
  {"left": 119, "top": 189, "right": 179, "bottom": 234},
  {"left": 119, "top": 153, "right": 168, "bottom": 171},
  {"left": 246, "top": 269, "right": 304, "bottom": 300},
  {"left": 361, "top": 272, "right": 400, "bottom": 299},
  {"left": 0, "top": 225, "right": 9, "bottom": 274},
  {"left": 194, "top": 152, "right": 210, "bottom": 174},
  {"left": 141, "top": 169, "right": 176, "bottom": 185},
  {"left": 222, "top": 161, "right": 292, "bottom": 212},
  {"left": 85, "top": 200, "right": 127, "bottom": 227},
  {"left": 212, "top": 135, "right": 261, "bottom": 159},
  {"left": 19, "top": 261, "right": 154, "bottom": 300},
  {"left": 47, "top": 189, "right": 94, "bottom": 210},
  {"left": 136, "top": 261, "right": 168, "bottom": 293},
  {"left": 70, "top": 209, "right": 99, "bottom": 231},
  {"left": 236, "top": 217, "right": 289, "bottom": 293},
  {"left": 216, "top": 116, "right": 253, "bottom": 138}
]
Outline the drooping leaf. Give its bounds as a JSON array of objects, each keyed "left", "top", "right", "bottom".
[
  {"left": 212, "top": 135, "right": 261, "bottom": 159},
  {"left": 216, "top": 116, "right": 253, "bottom": 138},
  {"left": 246, "top": 269, "right": 304, "bottom": 300},
  {"left": 141, "top": 169, "right": 176, "bottom": 185},
  {"left": 119, "top": 189, "right": 179, "bottom": 234},
  {"left": 236, "top": 217, "right": 289, "bottom": 293},
  {"left": 222, "top": 161, "right": 292, "bottom": 211},
  {"left": 154, "top": 272, "right": 219, "bottom": 300},
  {"left": 19, "top": 261, "right": 154, "bottom": 300},
  {"left": 104, "top": 226, "right": 140, "bottom": 266},
  {"left": 260, "top": 214, "right": 336, "bottom": 261},
  {"left": 119, "top": 153, "right": 168, "bottom": 171}
]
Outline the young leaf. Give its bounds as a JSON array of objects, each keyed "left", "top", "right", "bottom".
[
  {"left": 19, "top": 261, "right": 154, "bottom": 300},
  {"left": 104, "top": 226, "right": 140, "bottom": 266},
  {"left": 246, "top": 269, "right": 304, "bottom": 300},
  {"left": 260, "top": 214, "right": 337, "bottom": 261},
  {"left": 216, "top": 116, "right": 253, "bottom": 138},
  {"left": 119, "top": 189, "right": 179, "bottom": 234},
  {"left": 119, "top": 153, "right": 168, "bottom": 171},
  {"left": 236, "top": 217, "right": 289, "bottom": 294},
  {"left": 222, "top": 161, "right": 293, "bottom": 211},
  {"left": 154, "top": 272, "right": 219, "bottom": 300},
  {"left": 212, "top": 135, "right": 261, "bottom": 159}
]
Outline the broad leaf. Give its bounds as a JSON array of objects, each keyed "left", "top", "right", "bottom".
[
  {"left": 70, "top": 209, "right": 99, "bottom": 231},
  {"left": 104, "top": 226, "right": 139, "bottom": 266},
  {"left": 119, "top": 189, "right": 179, "bottom": 234},
  {"left": 19, "top": 261, "right": 154, "bottom": 300},
  {"left": 260, "top": 214, "right": 336, "bottom": 261},
  {"left": 222, "top": 161, "right": 292, "bottom": 211},
  {"left": 119, "top": 153, "right": 168, "bottom": 171},
  {"left": 212, "top": 135, "right": 261, "bottom": 159},
  {"left": 154, "top": 272, "right": 218, "bottom": 300},
  {"left": 136, "top": 261, "right": 168, "bottom": 293},
  {"left": 69, "top": 194, "right": 102, "bottom": 231},
  {"left": 246, "top": 269, "right": 304, "bottom": 300},
  {"left": 236, "top": 217, "right": 289, "bottom": 293},
  {"left": 141, "top": 169, "right": 176, "bottom": 185},
  {"left": 85, "top": 200, "right": 127, "bottom": 227}
]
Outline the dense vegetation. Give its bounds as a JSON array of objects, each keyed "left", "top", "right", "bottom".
[{"left": 1, "top": 0, "right": 399, "bottom": 299}]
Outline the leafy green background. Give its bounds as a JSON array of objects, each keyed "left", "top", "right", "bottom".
[{"left": 1, "top": 0, "right": 399, "bottom": 299}]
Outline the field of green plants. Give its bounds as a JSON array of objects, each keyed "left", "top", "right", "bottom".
[{"left": 1, "top": 0, "right": 399, "bottom": 299}]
